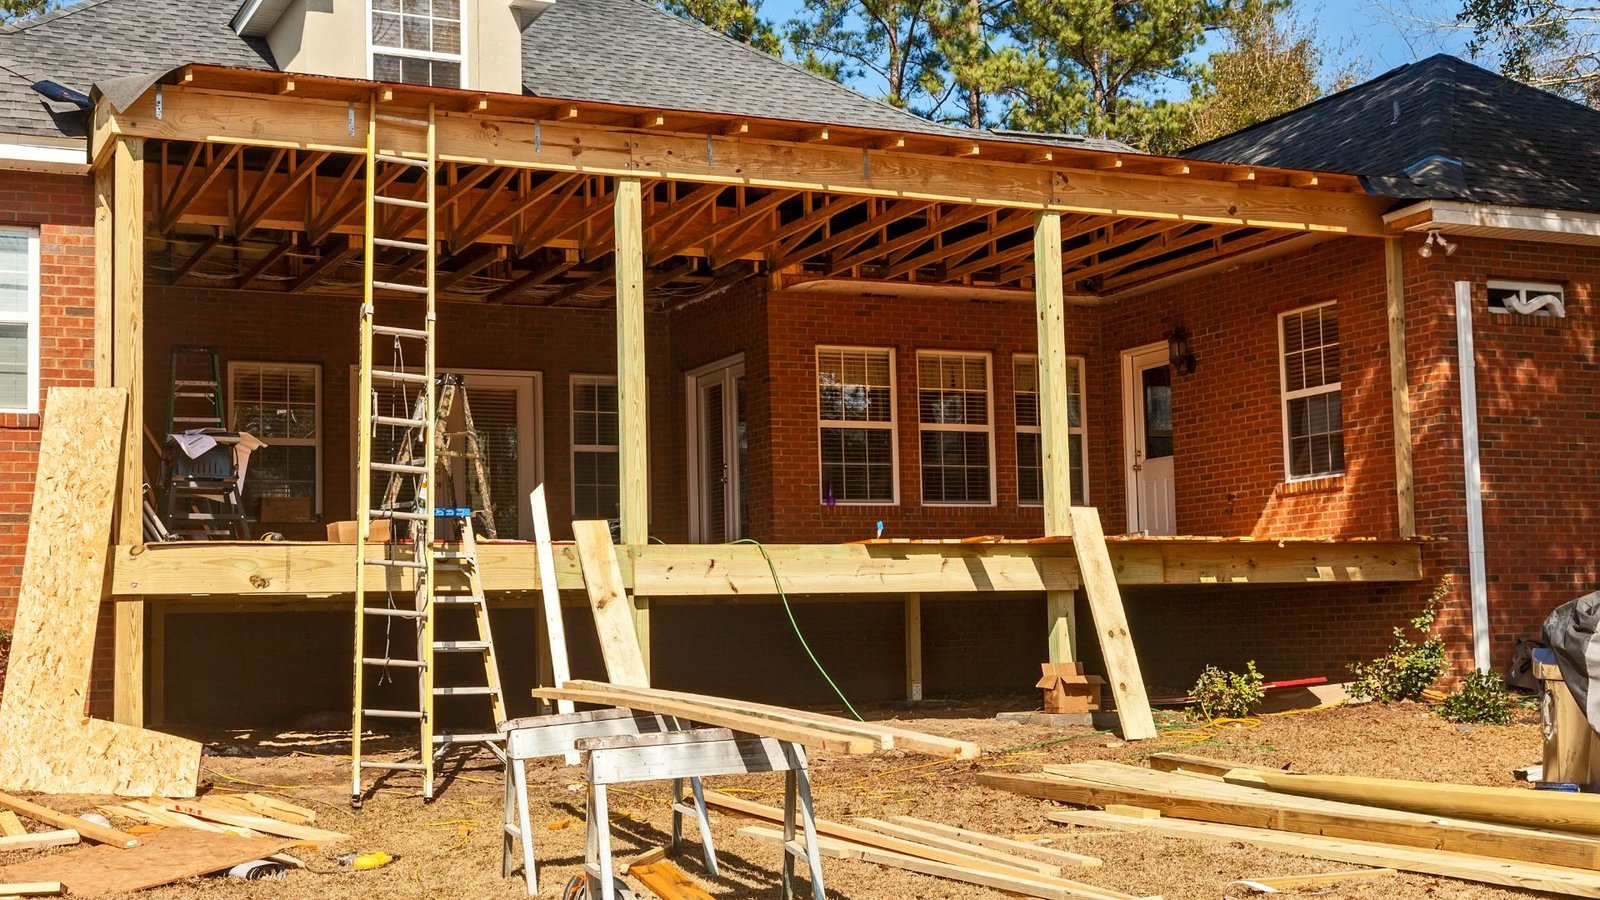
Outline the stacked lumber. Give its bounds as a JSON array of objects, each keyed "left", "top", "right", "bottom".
[
  {"left": 704, "top": 791, "right": 1155, "bottom": 900},
  {"left": 979, "top": 753, "right": 1600, "bottom": 897},
  {"left": 532, "top": 680, "right": 980, "bottom": 759}
]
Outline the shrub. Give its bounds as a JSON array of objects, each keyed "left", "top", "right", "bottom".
[
  {"left": 1349, "top": 576, "right": 1450, "bottom": 702},
  {"left": 1438, "top": 669, "right": 1517, "bottom": 725},
  {"left": 1189, "top": 660, "right": 1266, "bottom": 720}
]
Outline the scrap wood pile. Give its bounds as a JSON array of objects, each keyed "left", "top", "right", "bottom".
[
  {"left": 0, "top": 788, "right": 347, "bottom": 897},
  {"left": 981, "top": 751, "right": 1600, "bottom": 897}
]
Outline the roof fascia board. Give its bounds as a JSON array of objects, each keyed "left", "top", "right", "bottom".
[
  {"left": 233, "top": 0, "right": 293, "bottom": 38},
  {"left": 1386, "top": 198, "right": 1600, "bottom": 242},
  {"left": 0, "top": 137, "right": 88, "bottom": 174}
]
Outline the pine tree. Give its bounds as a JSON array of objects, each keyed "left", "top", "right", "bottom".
[
  {"left": 1, "top": 0, "right": 58, "bottom": 25},
  {"left": 1456, "top": 0, "right": 1600, "bottom": 104},
  {"left": 1187, "top": 4, "right": 1350, "bottom": 146},
  {"left": 786, "top": 0, "right": 959, "bottom": 116},
  {"left": 656, "top": 0, "right": 782, "bottom": 53}
]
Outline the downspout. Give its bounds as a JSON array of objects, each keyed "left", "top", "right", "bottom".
[{"left": 1454, "top": 280, "right": 1491, "bottom": 670}]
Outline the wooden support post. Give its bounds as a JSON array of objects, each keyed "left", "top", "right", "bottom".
[
  {"left": 904, "top": 594, "right": 923, "bottom": 702},
  {"left": 613, "top": 175, "right": 651, "bottom": 676},
  {"left": 1384, "top": 239, "right": 1415, "bottom": 538},
  {"left": 109, "top": 137, "right": 145, "bottom": 727},
  {"left": 1033, "top": 211, "right": 1076, "bottom": 664}
]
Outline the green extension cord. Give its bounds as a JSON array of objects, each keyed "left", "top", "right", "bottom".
[{"left": 732, "top": 538, "right": 865, "bottom": 722}]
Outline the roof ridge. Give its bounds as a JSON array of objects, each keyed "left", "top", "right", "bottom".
[
  {"left": 0, "top": 0, "right": 118, "bottom": 34},
  {"left": 617, "top": 0, "right": 977, "bottom": 139}
]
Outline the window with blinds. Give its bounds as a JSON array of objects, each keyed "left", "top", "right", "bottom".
[
  {"left": 371, "top": 0, "right": 464, "bottom": 88},
  {"left": 571, "top": 375, "right": 620, "bottom": 521},
  {"left": 229, "top": 362, "right": 321, "bottom": 516},
  {"left": 917, "top": 351, "right": 993, "bottom": 506},
  {"left": 1014, "top": 354, "right": 1086, "bottom": 506},
  {"left": 816, "top": 346, "right": 897, "bottom": 505},
  {"left": 1279, "top": 302, "right": 1344, "bottom": 479},
  {"left": 0, "top": 227, "right": 38, "bottom": 413}
]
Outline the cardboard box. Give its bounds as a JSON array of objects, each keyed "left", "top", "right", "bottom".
[
  {"left": 326, "top": 519, "right": 392, "bottom": 543},
  {"left": 1036, "top": 662, "right": 1105, "bottom": 714}
]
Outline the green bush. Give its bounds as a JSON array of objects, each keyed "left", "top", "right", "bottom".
[
  {"left": 1438, "top": 669, "right": 1517, "bottom": 725},
  {"left": 1189, "top": 660, "right": 1266, "bottom": 720},
  {"left": 1349, "top": 576, "right": 1450, "bottom": 702}
]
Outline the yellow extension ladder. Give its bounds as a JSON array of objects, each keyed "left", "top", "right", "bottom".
[{"left": 351, "top": 101, "right": 507, "bottom": 805}]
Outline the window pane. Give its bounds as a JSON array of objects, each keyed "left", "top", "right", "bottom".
[
  {"left": 818, "top": 348, "right": 893, "bottom": 424},
  {"left": 819, "top": 427, "right": 892, "bottom": 503},
  {"left": 573, "top": 449, "right": 620, "bottom": 519},
  {"left": 0, "top": 322, "right": 25, "bottom": 408},
  {"left": 371, "top": 11, "right": 402, "bottom": 47}
]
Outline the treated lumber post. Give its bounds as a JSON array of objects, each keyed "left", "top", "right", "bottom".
[
  {"left": 614, "top": 175, "right": 651, "bottom": 676},
  {"left": 109, "top": 137, "right": 145, "bottom": 727},
  {"left": 1033, "top": 211, "right": 1076, "bottom": 664},
  {"left": 1385, "top": 239, "right": 1415, "bottom": 537},
  {"left": 904, "top": 593, "right": 923, "bottom": 701}
]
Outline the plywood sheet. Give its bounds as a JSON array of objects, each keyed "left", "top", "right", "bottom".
[
  {"left": 0, "top": 388, "right": 201, "bottom": 797},
  {"left": 0, "top": 829, "right": 290, "bottom": 897}
]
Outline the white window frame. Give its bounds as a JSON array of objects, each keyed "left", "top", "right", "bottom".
[
  {"left": 815, "top": 345, "right": 899, "bottom": 506},
  {"left": 229, "top": 361, "right": 324, "bottom": 516},
  {"left": 1487, "top": 278, "right": 1565, "bottom": 316},
  {"left": 367, "top": 0, "right": 470, "bottom": 89},
  {"left": 349, "top": 366, "right": 543, "bottom": 537},
  {"left": 570, "top": 373, "right": 620, "bottom": 521},
  {"left": 1014, "top": 353, "right": 1088, "bottom": 507},
  {"left": 1278, "top": 300, "right": 1344, "bottom": 481},
  {"left": 916, "top": 349, "right": 996, "bottom": 508},
  {"left": 0, "top": 226, "right": 40, "bottom": 414}
]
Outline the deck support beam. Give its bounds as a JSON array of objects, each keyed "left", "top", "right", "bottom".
[
  {"left": 614, "top": 175, "right": 651, "bottom": 676},
  {"left": 904, "top": 593, "right": 923, "bottom": 702},
  {"left": 1385, "top": 239, "right": 1415, "bottom": 537},
  {"left": 108, "top": 137, "right": 146, "bottom": 727},
  {"left": 1034, "top": 211, "right": 1076, "bottom": 664}
]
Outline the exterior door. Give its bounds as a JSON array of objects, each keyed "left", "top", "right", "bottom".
[
  {"left": 1122, "top": 344, "right": 1176, "bottom": 535},
  {"left": 687, "top": 357, "right": 746, "bottom": 543}
]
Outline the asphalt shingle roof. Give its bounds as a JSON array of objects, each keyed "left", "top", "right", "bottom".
[
  {"left": 0, "top": 0, "right": 1132, "bottom": 151},
  {"left": 1183, "top": 53, "right": 1600, "bottom": 213}
]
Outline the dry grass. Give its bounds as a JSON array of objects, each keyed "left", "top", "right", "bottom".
[{"left": 0, "top": 700, "right": 1549, "bottom": 899}]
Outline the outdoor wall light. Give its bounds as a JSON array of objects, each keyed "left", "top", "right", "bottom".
[
  {"left": 1419, "top": 228, "right": 1457, "bottom": 257},
  {"left": 1168, "top": 326, "right": 1197, "bottom": 376}
]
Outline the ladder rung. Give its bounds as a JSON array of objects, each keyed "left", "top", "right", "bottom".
[
  {"left": 434, "top": 640, "right": 490, "bottom": 652},
  {"left": 360, "top": 760, "right": 428, "bottom": 771},
  {"left": 433, "top": 686, "right": 497, "bottom": 696},
  {"left": 362, "top": 708, "right": 426, "bottom": 719},
  {"left": 363, "top": 606, "right": 425, "bottom": 619},
  {"left": 373, "top": 324, "right": 430, "bottom": 340},
  {"left": 366, "top": 558, "right": 425, "bottom": 569},
  {"left": 373, "top": 415, "right": 428, "bottom": 429},
  {"left": 375, "top": 195, "right": 430, "bottom": 209},
  {"left": 373, "top": 280, "right": 429, "bottom": 295},
  {"left": 376, "top": 112, "right": 431, "bottom": 129},
  {"left": 172, "top": 414, "right": 221, "bottom": 421},
  {"left": 362, "top": 656, "right": 425, "bottom": 668},
  {"left": 173, "top": 380, "right": 218, "bottom": 388},
  {"left": 372, "top": 461, "right": 428, "bottom": 475},
  {"left": 374, "top": 237, "right": 430, "bottom": 252},
  {"left": 434, "top": 732, "right": 504, "bottom": 745},
  {"left": 371, "top": 369, "right": 430, "bottom": 384},
  {"left": 375, "top": 152, "right": 430, "bottom": 169},
  {"left": 369, "top": 508, "right": 430, "bottom": 521},
  {"left": 432, "top": 596, "right": 483, "bottom": 604}
]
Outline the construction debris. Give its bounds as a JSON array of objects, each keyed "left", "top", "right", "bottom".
[
  {"left": 0, "top": 829, "right": 292, "bottom": 898},
  {"left": 0, "top": 793, "right": 137, "bottom": 849},
  {"left": 1234, "top": 867, "right": 1397, "bottom": 893},
  {"left": 625, "top": 851, "right": 715, "bottom": 900},
  {"left": 1037, "top": 663, "right": 1103, "bottom": 714},
  {"left": 0, "top": 834, "right": 76, "bottom": 854},
  {"left": 0, "top": 884, "right": 64, "bottom": 898}
]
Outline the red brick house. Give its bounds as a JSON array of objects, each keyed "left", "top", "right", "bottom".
[{"left": 0, "top": 2, "right": 1578, "bottom": 727}]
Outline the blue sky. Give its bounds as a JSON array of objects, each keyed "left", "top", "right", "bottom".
[{"left": 760, "top": 0, "right": 1477, "bottom": 101}]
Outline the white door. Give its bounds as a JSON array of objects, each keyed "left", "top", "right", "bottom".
[
  {"left": 1122, "top": 344, "right": 1176, "bottom": 535},
  {"left": 687, "top": 357, "right": 746, "bottom": 543}
]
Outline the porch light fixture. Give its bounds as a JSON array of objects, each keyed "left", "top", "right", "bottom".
[
  {"left": 1419, "top": 228, "right": 1457, "bottom": 258},
  {"left": 1167, "top": 326, "right": 1196, "bottom": 377}
]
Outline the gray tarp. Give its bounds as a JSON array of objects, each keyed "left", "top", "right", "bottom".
[{"left": 1542, "top": 591, "right": 1600, "bottom": 732}]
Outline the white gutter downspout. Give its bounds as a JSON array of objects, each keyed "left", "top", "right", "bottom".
[{"left": 1455, "top": 280, "right": 1491, "bottom": 670}]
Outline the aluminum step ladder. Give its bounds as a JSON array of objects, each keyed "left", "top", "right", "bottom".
[
  {"left": 380, "top": 373, "right": 499, "bottom": 540},
  {"left": 353, "top": 100, "right": 508, "bottom": 804}
]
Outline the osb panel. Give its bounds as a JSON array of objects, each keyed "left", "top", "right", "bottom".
[
  {"left": 0, "top": 387, "right": 201, "bottom": 796},
  {"left": 0, "top": 828, "right": 290, "bottom": 896}
]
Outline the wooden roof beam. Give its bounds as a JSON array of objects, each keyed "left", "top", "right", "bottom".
[
  {"left": 647, "top": 188, "right": 797, "bottom": 266},
  {"left": 436, "top": 245, "right": 507, "bottom": 293},
  {"left": 289, "top": 236, "right": 359, "bottom": 293},
  {"left": 825, "top": 204, "right": 993, "bottom": 276},
  {"left": 1100, "top": 229, "right": 1290, "bottom": 291},
  {"left": 457, "top": 172, "right": 586, "bottom": 249},
  {"left": 711, "top": 194, "right": 865, "bottom": 268},
  {"left": 488, "top": 253, "right": 580, "bottom": 304},
  {"left": 158, "top": 143, "right": 240, "bottom": 234},
  {"left": 777, "top": 199, "right": 930, "bottom": 269},
  {"left": 235, "top": 238, "right": 295, "bottom": 290}
]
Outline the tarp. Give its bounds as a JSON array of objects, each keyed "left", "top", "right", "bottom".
[
  {"left": 1542, "top": 591, "right": 1600, "bottom": 733},
  {"left": 90, "top": 69, "right": 178, "bottom": 113}
]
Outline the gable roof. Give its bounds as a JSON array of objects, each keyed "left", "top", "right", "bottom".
[
  {"left": 1183, "top": 54, "right": 1600, "bottom": 214},
  {"left": 0, "top": 0, "right": 1132, "bottom": 152}
]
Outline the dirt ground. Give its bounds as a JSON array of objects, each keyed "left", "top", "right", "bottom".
[{"left": 0, "top": 697, "right": 1554, "bottom": 900}]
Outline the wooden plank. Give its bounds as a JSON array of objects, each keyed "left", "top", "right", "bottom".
[
  {"left": 1053, "top": 808, "right": 1600, "bottom": 898},
  {"left": 981, "top": 766, "right": 1600, "bottom": 870},
  {"left": 533, "top": 686, "right": 875, "bottom": 755},
  {"left": 1385, "top": 238, "right": 1415, "bottom": 537},
  {"left": 904, "top": 593, "right": 923, "bottom": 701},
  {"left": 162, "top": 800, "right": 348, "bottom": 846},
  {"left": 572, "top": 521, "right": 651, "bottom": 688},
  {"left": 1145, "top": 753, "right": 1269, "bottom": 778},
  {"left": 1067, "top": 508, "right": 1155, "bottom": 740},
  {"left": 0, "top": 793, "right": 136, "bottom": 849},
  {"left": 1236, "top": 868, "right": 1395, "bottom": 892},
  {"left": 0, "top": 884, "right": 64, "bottom": 898},
  {"left": 101, "top": 86, "right": 1390, "bottom": 236},
  {"left": 614, "top": 176, "right": 651, "bottom": 677},
  {"left": 852, "top": 818, "right": 1062, "bottom": 874},
  {"left": 210, "top": 793, "right": 316, "bottom": 826},
  {"left": 0, "top": 829, "right": 291, "bottom": 898},
  {"left": 1226, "top": 768, "right": 1600, "bottom": 836},
  {"left": 626, "top": 858, "right": 716, "bottom": 900},
  {"left": 111, "top": 136, "right": 145, "bottom": 729},
  {"left": 0, "top": 832, "right": 78, "bottom": 852},
  {"left": 0, "top": 812, "right": 24, "bottom": 838},
  {"left": 887, "top": 816, "right": 1101, "bottom": 867},
  {"left": 0, "top": 388, "right": 201, "bottom": 799}
]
